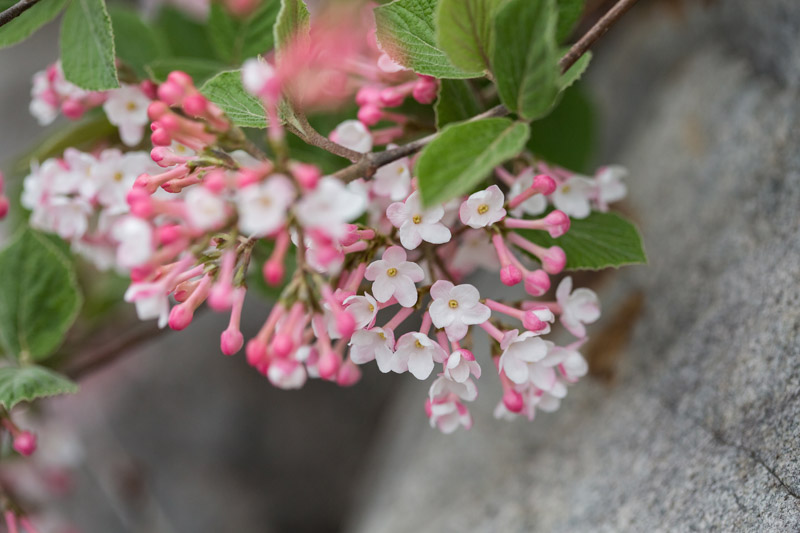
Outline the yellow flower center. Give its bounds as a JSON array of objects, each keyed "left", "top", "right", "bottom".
[
  {"left": 562, "top": 185, "right": 572, "bottom": 194},
  {"left": 368, "top": 304, "right": 375, "bottom": 312},
  {"left": 415, "top": 339, "right": 424, "bottom": 349},
  {"left": 378, "top": 331, "right": 386, "bottom": 340},
  {"left": 449, "top": 299, "right": 459, "bottom": 309},
  {"left": 412, "top": 214, "right": 422, "bottom": 224},
  {"left": 113, "top": 172, "right": 124, "bottom": 182},
  {"left": 477, "top": 204, "right": 489, "bottom": 215},
  {"left": 126, "top": 101, "right": 138, "bottom": 111},
  {"left": 259, "top": 195, "right": 272, "bottom": 208},
  {"left": 396, "top": 166, "right": 405, "bottom": 175},
  {"left": 386, "top": 267, "right": 398, "bottom": 277}
]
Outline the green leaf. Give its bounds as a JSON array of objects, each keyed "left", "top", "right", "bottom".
[
  {"left": 154, "top": 5, "right": 216, "bottom": 59},
  {"left": 516, "top": 210, "right": 646, "bottom": 270},
  {"left": 436, "top": 0, "right": 502, "bottom": 73},
  {"left": 556, "top": 0, "right": 584, "bottom": 42},
  {"left": 491, "top": 0, "right": 559, "bottom": 120},
  {"left": 528, "top": 84, "right": 594, "bottom": 172},
  {"left": 274, "top": 0, "right": 310, "bottom": 51},
  {"left": 146, "top": 58, "right": 228, "bottom": 85},
  {"left": 60, "top": 0, "right": 119, "bottom": 90},
  {"left": 109, "top": 6, "right": 162, "bottom": 77},
  {"left": 0, "top": 0, "right": 67, "bottom": 49},
  {"left": 375, "top": 0, "right": 482, "bottom": 79},
  {"left": 559, "top": 49, "right": 591, "bottom": 90},
  {"left": 417, "top": 117, "right": 529, "bottom": 205},
  {"left": 200, "top": 70, "right": 267, "bottom": 128},
  {"left": 0, "top": 366, "right": 78, "bottom": 410},
  {"left": 0, "top": 229, "right": 82, "bottom": 362},
  {"left": 434, "top": 79, "right": 482, "bottom": 129},
  {"left": 209, "top": 1, "right": 280, "bottom": 64}
]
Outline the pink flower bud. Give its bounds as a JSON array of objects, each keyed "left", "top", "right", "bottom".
[
  {"left": 336, "top": 311, "right": 356, "bottom": 339},
  {"left": 524, "top": 269, "right": 550, "bottom": 296},
  {"left": 61, "top": 99, "right": 85, "bottom": 120},
  {"left": 183, "top": 93, "right": 208, "bottom": 116},
  {"left": 317, "top": 350, "right": 340, "bottom": 380},
  {"left": 203, "top": 170, "right": 227, "bottom": 193},
  {"left": 141, "top": 79, "right": 158, "bottom": 99},
  {"left": 147, "top": 101, "right": 170, "bottom": 121},
  {"left": 129, "top": 265, "right": 153, "bottom": 282},
  {"left": 0, "top": 196, "right": 8, "bottom": 220},
  {"left": 291, "top": 163, "right": 320, "bottom": 189},
  {"left": 424, "top": 398, "right": 433, "bottom": 417},
  {"left": 208, "top": 284, "right": 233, "bottom": 311},
  {"left": 271, "top": 334, "right": 293, "bottom": 358},
  {"left": 150, "top": 127, "right": 172, "bottom": 146},
  {"left": 379, "top": 87, "right": 406, "bottom": 107},
  {"left": 168, "top": 303, "right": 194, "bottom": 330},
  {"left": 237, "top": 168, "right": 262, "bottom": 188},
  {"left": 356, "top": 86, "right": 382, "bottom": 106},
  {"left": 522, "top": 311, "right": 548, "bottom": 332},
  {"left": 13, "top": 430, "right": 37, "bottom": 456},
  {"left": 156, "top": 224, "right": 182, "bottom": 245},
  {"left": 534, "top": 174, "right": 557, "bottom": 195},
  {"left": 246, "top": 339, "right": 268, "bottom": 367},
  {"left": 220, "top": 327, "right": 244, "bottom": 356},
  {"left": 543, "top": 210, "right": 570, "bottom": 238},
  {"left": 503, "top": 389, "right": 524, "bottom": 413},
  {"left": 412, "top": 76, "right": 437, "bottom": 104},
  {"left": 358, "top": 104, "right": 383, "bottom": 126},
  {"left": 336, "top": 360, "right": 362, "bottom": 387},
  {"left": 262, "top": 259, "right": 284, "bottom": 286},
  {"left": 500, "top": 264, "right": 523, "bottom": 286},
  {"left": 541, "top": 246, "right": 567, "bottom": 274}
]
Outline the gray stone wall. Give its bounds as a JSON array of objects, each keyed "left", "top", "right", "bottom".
[{"left": 346, "top": 2, "right": 800, "bottom": 532}]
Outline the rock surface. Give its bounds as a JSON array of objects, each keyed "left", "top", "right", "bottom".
[{"left": 346, "top": 3, "right": 800, "bottom": 532}]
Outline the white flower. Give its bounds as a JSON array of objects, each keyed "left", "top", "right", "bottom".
[
  {"left": 372, "top": 156, "right": 411, "bottom": 201},
  {"left": 555, "top": 276, "right": 600, "bottom": 338},
  {"left": 443, "top": 350, "right": 482, "bottom": 383},
  {"left": 498, "top": 330, "right": 549, "bottom": 385},
  {"left": 112, "top": 216, "right": 154, "bottom": 269},
  {"left": 429, "top": 280, "right": 491, "bottom": 341},
  {"left": 552, "top": 176, "right": 594, "bottom": 219},
  {"left": 393, "top": 332, "right": 447, "bottom": 379},
  {"left": 594, "top": 165, "right": 627, "bottom": 211},
  {"left": 385, "top": 191, "right": 451, "bottom": 250},
  {"left": 451, "top": 230, "right": 499, "bottom": 274},
  {"left": 429, "top": 375, "right": 478, "bottom": 402},
  {"left": 348, "top": 327, "right": 395, "bottom": 373},
  {"left": 267, "top": 359, "right": 307, "bottom": 389},
  {"left": 103, "top": 85, "right": 151, "bottom": 146},
  {"left": 296, "top": 176, "right": 366, "bottom": 238},
  {"left": 459, "top": 185, "right": 506, "bottom": 228},
  {"left": 185, "top": 187, "right": 228, "bottom": 230},
  {"left": 42, "top": 196, "right": 92, "bottom": 239},
  {"left": 344, "top": 293, "right": 379, "bottom": 330},
  {"left": 429, "top": 399, "right": 472, "bottom": 434},
  {"left": 237, "top": 174, "right": 295, "bottom": 236},
  {"left": 365, "top": 246, "right": 424, "bottom": 307},
  {"left": 242, "top": 58, "right": 277, "bottom": 96},
  {"left": 333, "top": 120, "right": 372, "bottom": 153},
  {"left": 508, "top": 168, "right": 547, "bottom": 217},
  {"left": 550, "top": 345, "right": 588, "bottom": 382},
  {"left": 90, "top": 150, "right": 154, "bottom": 213},
  {"left": 29, "top": 70, "right": 59, "bottom": 126},
  {"left": 124, "top": 282, "right": 169, "bottom": 328}
]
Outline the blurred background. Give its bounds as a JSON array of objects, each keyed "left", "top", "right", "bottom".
[{"left": 2, "top": 0, "right": 800, "bottom": 531}]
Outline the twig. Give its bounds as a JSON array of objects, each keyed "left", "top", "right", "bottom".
[
  {"left": 558, "top": 0, "right": 640, "bottom": 74},
  {"left": 331, "top": 0, "right": 638, "bottom": 183},
  {"left": 293, "top": 112, "right": 363, "bottom": 162},
  {"left": 0, "top": 0, "right": 42, "bottom": 28}
]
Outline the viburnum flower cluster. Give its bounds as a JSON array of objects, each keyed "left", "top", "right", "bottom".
[{"left": 13, "top": 10, "right": 626, "bottom": 437}]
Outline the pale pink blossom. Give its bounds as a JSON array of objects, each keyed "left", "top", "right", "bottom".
[
  {"left": 429, "top": 399, "right": 472, "bottom": 434},
  {"left": 365, "top": 246, "right": 424, "bottom": 307},
  {"left": 344, "top": 293, "right": 379, "bottom": 329},
  {"left": 443, "top": 349, "right": 481, "bottom": 383},
  {"left": 185, "top": 187, "right": 228, "bottom": 230},
  {"left": 451, "top": 230, "right": 500, "bottom": 274},
  {"left": 594, "top": 165, "right": 628, "bottom": 211},
  {"left": 430, "top": 374, "right": 478, "bottom": 402},
  {"left": 459, "top": 185, "right": 506, "bottom": 228},
  {"left": 103, "top": 84, "right": 151, "bottom": 146},
  {"left": 296, "top": 176, "right": 366, "bottom": 238},
  {"left": 267, "top": 359, "right": 308, "bottom": 389},
  {"left": 429, "top": 280, "right": 490, "bottom": 341},
  {"left": 348, "top": 327, "right": 395, "bottom": 373},
  {"left": 499, "top": 330, "right": 550, "bottom": 386},
  {"left": 556, "top": 276, "right": 600, "bottom": 338},
  {"left": 332, "top": 120, "right": 372, "bottom": 153},
  {"left": 508, "top": 168, "right": 548, "bottom": 217},
  {"left": 124, "top": 282, "right": 170, "bottom": 328},
  {"left": 372, "top": 156, "right": 411, "bottom": 201},
  {"left": 552, "top": 176, "right": 594, "bottom": 219},
  {"left": 236, "top": 175, "right": 295, "bottom": 236},
  {"left": 393, "top": 332, "right": 447, "bottom": 379},
  {"left": 386, "top": 191, "right": 451, "bottom": 250},
  {"left": 112, "top": 216, "right": 154, "bottom": 269}
]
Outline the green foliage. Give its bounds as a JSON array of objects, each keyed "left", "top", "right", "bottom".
[
  {"left": 109, "top": 5, "right": 162, "bottom": 77},
  {"left": 375, "top": 0, "right": 481, "bottom": 79},
  {"left": 0, "top": 0, "right": 67, "bottom": 49},
  {"left": 0, "top": 365, "right": 78, "bottom": 410},
  {"left": 60, "top": 0, "right": 119, "bottom": 90},
  {"left": 274, "top": 0, "right": 310, "bottom": 51},
  {"left": 0, "top": 229, "right": 82, "bottom": 363},
  {"left": 200, "top": 70, "right": 268, "bottom": 128},
  {"left": 209, "top": 1, "right": 280, "bottom": 64},
  {"left": 491, "top": 0, "right": 560, "bottom": 121},
  {"left": 417, "top": 117, "right": 529, "bottom": 205},
  {"left": 434, "top": 79, "right": 482, "bottom": 129},
  {"left": 516, "top": 210, "right": 647, "bottom": 270},
  {"left": 560, "top": 49, "right": 591, "bottom": 90},
  {"left": 436, "top": 0, "right": 502, "bottom": 73},
  {"left": 556, "top": 0, "right": 585, "bottom": 42},
  {"left": 154, "top": 5, "right": 216, "bottom": 59},
  {"left": 528, "top": 83, "right": 594, "bottom": 172}
]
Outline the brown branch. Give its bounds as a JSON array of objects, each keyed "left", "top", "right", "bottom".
[
  {"left": 0, "top": 0, "right": 40, "bottom": 28},
  {"left": 292, "top": 112, "right": 363, "bottom": 162},
  {"left": 331, "top": 0, "right": 638, "bottom": 184},
  {"left": 559, "top": 0, "right": 640, "bottom": 74}
]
